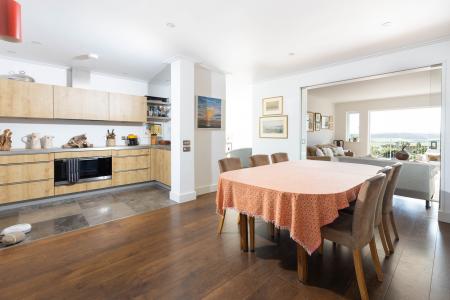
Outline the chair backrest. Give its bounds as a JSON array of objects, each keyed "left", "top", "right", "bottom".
[
  {"left": 352, "top": 173, "right": 386, "bottom": 247},
  {"left": 249, "top": 155, "right": 270, "bottom": 167},
  {"left": 374, "top": 166, "right": 392, "bottom": 226},
  {"left": 227, "top": 148, "right": 252, "bottom": 168},
  {"left": 271, "top": 152, "right": 289, "bottom": 163},
  {"left": 382, "top": 162, "right": 402, "bottom": 214},
  {"left": 218, "top": 157, "right": 242, "bottom": 173}
]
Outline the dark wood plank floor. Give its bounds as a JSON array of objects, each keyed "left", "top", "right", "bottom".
[{"left": 0, "top": 193, "right": 449, "bottom": 300}]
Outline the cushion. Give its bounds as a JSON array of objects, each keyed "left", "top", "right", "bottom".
[
  {"left": 322, "top": 147, "right": 334, "bottom": 157},
  {"left": 316, "top": 148, "right": 325, "bottom": 156},
  {"left": 335, "top": 146, "right": 345, "bottom": 156}
]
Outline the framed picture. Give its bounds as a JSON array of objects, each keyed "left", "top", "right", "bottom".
[
  {"left": 315, "top": 122, "right": 321, "bottom": 131},
  {"left": 197, "top": 96, "right": 222, "bottom": 129},
  {"left": 306, "top": 112, "right": 314, "bottom": 132},
  {"left": 314, "top": 112, "right": 322, "bottom": 123},
  {"left": 430, "top": 141, "right": 438, "bottom": 149},
  {"left": 262, "top": 96, "right": 283, "bottom": 115},
  {"left": 259, "top": 116, "right": 288, "bottom": 139},
  {"left": 329, "top": 116, "right": 334, "bottom": 130},
  {"left": 321, "top": 115, "right": 330, "bottom": 129}
]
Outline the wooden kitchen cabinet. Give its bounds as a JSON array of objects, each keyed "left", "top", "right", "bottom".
[
  {"left": 0, "top": 79, "right": 53, "bottom": 119},
  {"left": 109, "top": 93, "right": 146, "bottom": 123},
  {"left": 112, "top": 148, "right": 150, "bottom": 186},
  {"left": 54, "top": 85, "right": 109, "bottom": 121},
  {"left": 151, "top": 148, "right": 171, "bottom": 186}
]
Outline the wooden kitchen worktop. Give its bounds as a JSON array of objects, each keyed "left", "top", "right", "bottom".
[{"left": 0, "top": 144, "right": 170, "bottom": 156}]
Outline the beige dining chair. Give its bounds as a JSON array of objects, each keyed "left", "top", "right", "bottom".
[
  {"left": 249, "top": 154, "right": 270, "bottom": 167},
  {"left": 382, "top": 162, "right": 402, "bottom": 253},
  {"left": 321, "top": 173, "right": 386, "bottom": 300},
  {"left": 271, "top": 152, "right": 289, "bottom": 163},
  {"left": 217, "top": 158, "right": 242, "bottom": 235},
  {"left": 338, "top": 166, "right": 393, "bottom": 257}
]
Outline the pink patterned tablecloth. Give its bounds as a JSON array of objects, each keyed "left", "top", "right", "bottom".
[{"left": 216, "top": 160, "right": 381, "bottom": 254}]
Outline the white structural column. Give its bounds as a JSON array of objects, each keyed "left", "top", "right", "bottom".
[{"left": 170, "top": 59, "right": 197, "bottom": 202}]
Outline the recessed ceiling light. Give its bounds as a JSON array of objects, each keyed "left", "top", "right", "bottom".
[
  {"left": 381, "top": 21, "right": 392, "bottom": 27},
  {"left": 288, "top": 52, "right": 295, "bottom": 56},
  {"left": 74, "top": 53, "right": 99, "bottom": 60},
  {"left": 166, "top": 22, "right": 176, "bottom": 28}
]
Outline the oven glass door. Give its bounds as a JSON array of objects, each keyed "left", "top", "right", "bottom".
[{"left": 79, "top": 157, "right": 112, "bottom": 180}]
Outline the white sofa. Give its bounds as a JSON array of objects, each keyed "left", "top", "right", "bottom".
[{"left": 335, "top": 156, "right": 439, "bottom": 207}]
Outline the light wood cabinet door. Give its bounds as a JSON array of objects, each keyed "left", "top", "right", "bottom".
[
  {"left": 0, "top": 179, "right": 54, "bottom": 204},
  {"left": 0, "top": 161, "right": 54, "bottom": 185},
  {"left": 151, "top": 149, "right": 171, "bottom": 186},
  {"left": 109, "top": 93, "right": 146, "bottom": 123},
  {"left": 54, "top": 86, "right": 109, "bottom": 120},
  {"left": 0, "top": 79, "right": 53, "bottom": 118},
  {"left": 113, "top": 169, "right": 150, "bottom": 186}
]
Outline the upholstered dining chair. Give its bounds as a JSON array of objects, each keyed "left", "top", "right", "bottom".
[
  {"left": 271, "top": 152, "right": 289, "bottom": 163},
  {"left": 217, "top": 158, "right": 242, "bottom": 235},
  {"left": 339, "top": 166, "right": 393, "bottom": 257},
  {"left": 249, "top": 154, "right": 270, "bottom": 167},
  {"left": 382, "top": 162, "right": 402, "bottom": 253},
  {"left": 321, "top": 173, "right": 386, "bottom": 300}
]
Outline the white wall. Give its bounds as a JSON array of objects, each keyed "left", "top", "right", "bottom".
[
  {"left": 334, "top": 94, "right": 441, "bottom": 156},
  {"left": 306, "top": 94, "right": 335, "bottom": 146},
  {"left": 251, "top": 39, "right": 450, "bottom": 223},
  {"left": 225, "top": 74, "right": 252, "bottom": 150},
  {"left": 0, "top": 56, "right": 150, "bottom": 148},
  {"left": 195, "top": 65, "right": 226, "bottom": 195}
]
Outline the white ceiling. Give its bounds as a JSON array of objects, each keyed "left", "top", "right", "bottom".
[
  {"left": 308, "top": 68, "right": 442, "bottom": 103},
  {"left": 1, "top": 0, "right": 450, "bottom": 82}
]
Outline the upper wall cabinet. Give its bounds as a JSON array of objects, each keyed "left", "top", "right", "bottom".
[
  {"left": 109, "top": 93, "right": 146, "bottom": 123},
  {"left": 0, "top": 79, "right": 54, "bottom": 119},
  {"left": 54, "top": 86, "right": 109, "bottom": 121}
]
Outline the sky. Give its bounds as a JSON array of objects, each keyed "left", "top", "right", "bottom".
[{"left": 369, "top": 107, "right": 441, "bottom": 134}]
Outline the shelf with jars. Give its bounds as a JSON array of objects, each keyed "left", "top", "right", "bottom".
[{"left": 146, "top": 96, "right": 171, "bottom": 122}]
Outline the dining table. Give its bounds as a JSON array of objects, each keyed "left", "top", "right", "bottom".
[{"left": 215, "top": 159, "right": 381, "bottom": 282}]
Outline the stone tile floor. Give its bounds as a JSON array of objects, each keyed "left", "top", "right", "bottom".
[{"left": 0, "top": 185, "right": 174, "bottom": 246}]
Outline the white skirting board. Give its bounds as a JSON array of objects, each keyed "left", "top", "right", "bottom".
[
  {"left": 170, "top": 190, "right": 197, "bottom": 203},
  {"left": 196, "top": 184, "right": 217, "bottom": 196}
]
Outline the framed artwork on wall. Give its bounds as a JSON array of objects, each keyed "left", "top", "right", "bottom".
[
  {"left": 259, "top": 116, "right": 288, "bottom": 138},
  {"left": 197, "top": 96, "right": 222, "bottom": 129},
  {"left": 262, "top": 96, "right": 283, "bottom": 115},
  {"left": 314, "top": 113, "right": 322, "bottom": 131},
  {"left": 307, "top": 112, "right": 314, "bottom": 132},
  {"left": 321, "top": 115, "right": 330, "bottom": 129}
]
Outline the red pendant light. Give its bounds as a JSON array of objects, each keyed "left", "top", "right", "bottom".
[{"left": 0, "top": 0, "right": 22, "bottom": 43}]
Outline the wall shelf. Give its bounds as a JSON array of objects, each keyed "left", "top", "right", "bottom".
[
  {"left": 147, "top": 116, "right": 171, "bottom": 122},
  {"left": 147, "top": 100, "right": 171, "bottom": 106}
]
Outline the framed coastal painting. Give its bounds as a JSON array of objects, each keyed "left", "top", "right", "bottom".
[
  {"left": 259, "top": 116, "right": 288, "bottom": 138},
  {"left": 306, "top": 112, "right": 314, "bottom": 132},
  {"left": 262, "top": 96, "right": 283, "bottom": 115},
  {"left": 197, "top": 96, "right": 222, "bottom": 129}
]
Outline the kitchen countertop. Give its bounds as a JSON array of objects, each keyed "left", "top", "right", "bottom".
[{"left": 0, "top": 144, "right": 171, "bottom": 156}]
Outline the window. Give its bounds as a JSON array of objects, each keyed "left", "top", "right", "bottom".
[
  {"left": 346, "top": 112, "right": 360, "bottom": 142},
  {"left": 369, "top": 107, "right": 441, "bottom": 159}
]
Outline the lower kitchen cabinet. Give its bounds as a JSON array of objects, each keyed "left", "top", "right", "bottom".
[
  {"left": 0, "top": 179, "right": 54, "bottom": 204},
  {"left": 151, "top": 148, "right": 171, "bottom": 186}
]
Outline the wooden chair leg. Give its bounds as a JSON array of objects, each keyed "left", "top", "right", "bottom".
[
  {"left": 369, "top": 238, "right": 384, "bottom": 282},
  {"left": 249, "top": 216, "right": 255, "bottom": 252},
  {"left": 297, "top": 244, "right": 308, "bottom": 283},
  {"left": 318, "top": 238, "right": 324, "bottom": 255},
  {"left": 216, "top": 210, "right": 226, "bottom": 235},
  {"left": 389, "top": 211, "right": 399, "bottom": 241},
  {"left": 353, "top": 249, "right": 369, "bottom": 300},
  {"left": 240, "top": 214, "right": 248, "bottom": 252},
  {"left": 382, "top": 215, "right": 394, "bottom": 253},
  {"left": 378, "top": 223, "right": 390, "bottom": 257},
  {"left": 276, "top": 227, "right": 281, "bottom": 241}
]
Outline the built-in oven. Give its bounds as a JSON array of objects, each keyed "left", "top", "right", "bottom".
[{"left": 54, "top": 156, "right": 112, "bottom": 186}]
